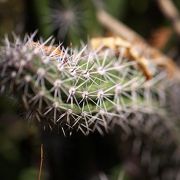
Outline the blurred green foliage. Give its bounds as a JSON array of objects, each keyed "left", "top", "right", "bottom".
[
  {"left": 1, "top": 0, "right": 179, "bottom": 44},
  {"left": 0, "top": 95, "right": 40, "bottom": 180}
]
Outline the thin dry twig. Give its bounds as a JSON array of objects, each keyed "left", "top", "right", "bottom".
[
  {"left": 157, "top": 0, "right": 180, "bottom": 36},
  {"left": 96, "top": 8, "right": 144, "bottom": 43},
  {"left": 38, "top": 144, "right": 44, "bottom": 180}
]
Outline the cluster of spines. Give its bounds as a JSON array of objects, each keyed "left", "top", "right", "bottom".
[
  {"left": 0, "top": 35, "right": 165, "bottom": 135},
  {"left": 121, "top": 112, "right": 180, "bottom": 180}
]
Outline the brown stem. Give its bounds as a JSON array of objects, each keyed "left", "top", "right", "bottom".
[{"left": 95, "top": 8, "right": 180, "bottom": 79}]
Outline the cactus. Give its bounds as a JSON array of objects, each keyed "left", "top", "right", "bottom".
[
  {"left": 0, "top": 34, "right": 165, "bottom": 135},
  {"left": 2, "top": 35, "right": 180, "bottom": 180}
]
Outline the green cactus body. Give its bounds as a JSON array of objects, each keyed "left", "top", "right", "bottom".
[{"left": 0, "top": 35, "right": 164, "bottom": 135}]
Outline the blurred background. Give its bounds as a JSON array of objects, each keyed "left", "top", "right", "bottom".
[{"left": 0, "top": 0, "right": 180, "bottom": 179}]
